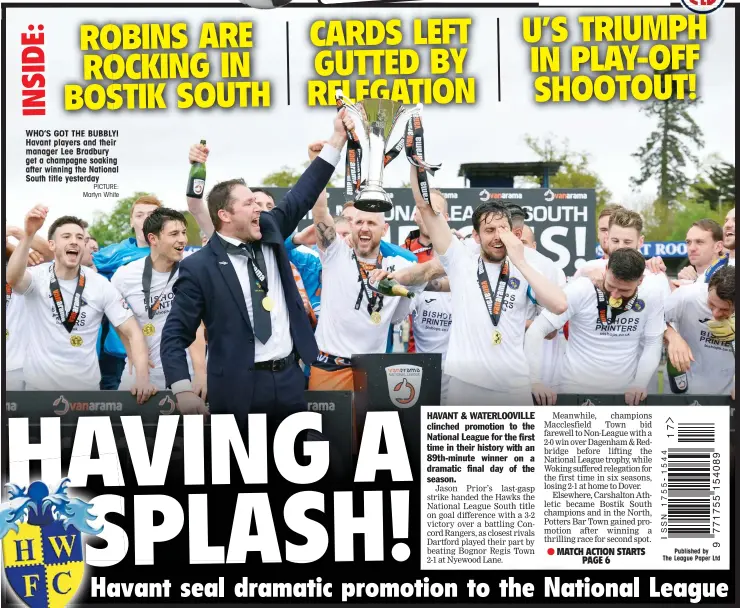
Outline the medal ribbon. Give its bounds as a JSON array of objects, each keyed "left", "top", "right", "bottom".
[
  {"left": 594, "top": 285, "right": 639, "bottom": 324},
  {"left": 5, "top": 282, "right": 12, "bottom": 312},
  {"left": 386, "top": 114, "right": 442, "bottom": 207},
  {"left": 49, "top": 264, "right": 86, "bottom": 333},
  {"left": 476, "top": 257, "right": 510, "bottom": 329},
  {"left": 410, "top": 241, "right": 433, "bottom": 256},
  {"left": 704, "top": 253, "right": 729, "bottom": 282},
  {"left": 336, "top": 97, "right": 363, "bottom": 203},
  {"left": 246, "top": 244, "right": 269, "bottom": 296},
  {"left": 352, "top": 252, "right": 384, "bottom": 316},
  {"left": 143, "top": 256, "right": 179, "bottom": 320}
]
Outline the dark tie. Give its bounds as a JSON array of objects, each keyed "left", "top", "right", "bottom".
[{"left": 223, "top": 239, "right": 272, "bottom": 344}]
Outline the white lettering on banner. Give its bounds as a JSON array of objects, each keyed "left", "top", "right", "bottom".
[
  {"left": 420, "top": 406, "right": 730, "bottom": 571},
  {"left": 540, "top": 226, "right": 571, "bottom": 270},
  {"left": 448, "top": 206, "right": 474, "bottom": 222},
  {"left": 523, "top": 206, "right": 589, "bottom": 223},
  {"left": 386, "top": 205, "right": 414, "bottom": 222}
]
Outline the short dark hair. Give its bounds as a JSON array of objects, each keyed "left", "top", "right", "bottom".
[
  {"left": 48, "top": 216, "right": 86, "bottom": 240},
  {"left": 251, "top": 188, "right": 276, "bottom": 205},
  {"left": 607, "top": 247, "right": 646, "bottom": 282},
  {"left": 691, "top": 219, "right": 723, "bottom": 242},
  {"left": 207, "top": 179, "right": 246, "bottom": 231},
  {"left": 143, "top": 208, "right": 188, "bottom": 245},
  {"left": 708, "top": 265, "right": 734, "bottom": 304},
  {"left": 506, "top": 204, "right": 528, "bottom": 227},
  {"left": 473, "top": 202, "right": 512, "bottom": 233}
]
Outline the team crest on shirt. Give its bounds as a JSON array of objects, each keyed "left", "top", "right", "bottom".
[
  {"left": 1, "top": 479, "right": 103, "bottom": 608},
  {"left": 633, "top": 299, "right": 645, "bottom": 312},
  {"left": 508, "top": 277, "right": 521, "bottom": 290}
]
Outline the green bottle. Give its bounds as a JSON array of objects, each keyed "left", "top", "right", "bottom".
[
  {"left": 370, "top": 277, "right": 414, "bottom": 299},
  {"left": 186, "top": 139, "right": 207, "bottom": 199},
  {"left": 666, "top": 358, "right": 688, "bottom": 394}
]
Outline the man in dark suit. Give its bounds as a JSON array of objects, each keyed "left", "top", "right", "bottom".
[{"left": 161, "top": 110, "right": 353, "bottom": 421}]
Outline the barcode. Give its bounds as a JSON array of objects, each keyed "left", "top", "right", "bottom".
[
  {"left": 678, "top": 422, "right": 715, "bottom": 443},
  {"left": 666, "top": 448, "right": 713, "bottom": 538}
]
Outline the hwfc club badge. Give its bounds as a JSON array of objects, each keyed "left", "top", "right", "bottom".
[{"left": 1, "top": 479, "right": 102, "bottom": 608}]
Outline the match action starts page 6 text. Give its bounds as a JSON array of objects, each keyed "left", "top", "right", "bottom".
[{"left": 420, "top": 406, "right": 730, "bottom": 570}]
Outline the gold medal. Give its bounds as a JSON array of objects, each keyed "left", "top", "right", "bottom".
[
  {"left": 492, "top": 329, "right": 503, "bottom": 346},
  {"left": 142, "top": 323, "right": 156, "bottom": 337},
  {"left": 262, "top": 296, "right": 274, "bottom": 312},
  {"left": 370, "top": 311, "right": 382, "bottom": 325},
  {"left": 608, "top": 296, "right": 623, "bottom": 308},
  {"left": 70, "top": 334, "right": 83, "bottom": 347},
  {"left": 5, "top": 329, "right": 9, "bottom": 340}
]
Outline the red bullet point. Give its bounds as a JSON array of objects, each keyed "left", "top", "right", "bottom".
[{"left": 547, "top": 548, "right": 555, "bottom": 556}]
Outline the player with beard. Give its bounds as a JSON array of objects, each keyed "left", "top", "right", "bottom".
[
  {"left": 6, "top": 206, "right": 155, "bottom": 400},
  {"left": 525, "top": 248, "right": 665, "bottom": 405},
  {"left": 596, "top": 204, "right": 624, "bottom": 260},
  {"left": 112, "top": 208, "right": 207, "bottom": 393},
  {"left": 663, "top": 265, "right": 735, "bottom": 397},
  {"left": 723, "top": 207, "right": 735, "bottom": 265},
  {"left": 408, "top": 169, "right": 567, "bottom": 405},
  {"left": 309, "top": 188, "right": 422, "bottom": 393},
  {"left": 577, "top": 209, "right": 671, "bottom": 297}
]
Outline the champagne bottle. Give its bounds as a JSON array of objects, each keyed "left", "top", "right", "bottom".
[
  {"left": 666, "top": 359, "right": 688, "bottom": 394},
  {"left": 369, "top": 277, "right": 414, "bottom": 299},
  {"left": 186, "top": 140, "right": 207, "bottom": 199}
]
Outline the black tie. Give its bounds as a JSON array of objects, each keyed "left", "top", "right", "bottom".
[{"left": 223, "top": 239, "right": 272, "bottom": 344}]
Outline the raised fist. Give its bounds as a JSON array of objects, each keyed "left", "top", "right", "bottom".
[{"left": 24, "top": 205, "right": 48, "bottom": 238}]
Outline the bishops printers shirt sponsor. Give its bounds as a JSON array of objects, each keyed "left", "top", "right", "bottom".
[
  {"left": 665, "top": 282, "right": 735, "bottom": 395},
  {"left": 111, "top": 254, "right": 195, "bottom": 383},
  {"left": 316, "top": 238, "right": 421, "bottom": 358},
  {"left": 440, "top": 239, "right": 559, "bottom": 391},
  {"left": 20, "top": 263, "right": 132, "bottom": 390},
  {"left": 410, "top": 292, "right": 453, "bottom": 355},
  {"left": 543, "top": 276, "right": 665, "bottom": 393}
]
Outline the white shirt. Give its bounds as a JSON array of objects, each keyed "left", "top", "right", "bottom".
[
  {"left": 111, "top": 254, "right": 195, "bottom": 386},
  {"left": 19, "top": 263, "right": 132, "bottom": 390},
  {"left": 542, "top": 276, "right": 666, "bottom": 394},
  {"left": 5, "top": 285, "right": 27, "bottom": 372},
  {"left": 696, "top": 256, "right": 734, "bottom": 284},
  {"left": 575, "top": 257, "right": 672, "bottom": 302},
  {"left": 529, "top": 267, "right": 568, "bottom": 387},
  {"left": 410, "top": 291, "right": 453, "bottom": 357},
  {"left": 315, "top": 238, "right": 421, "bottom": 358},
  {"left": 218, "top": 233, "right": 293, "bottom": 363},
  {"left": 664, "top": 282, "right": 734, "bottom": 395},
  {"left": 440, "top": 238, "right": 561, "bottom": 392}
]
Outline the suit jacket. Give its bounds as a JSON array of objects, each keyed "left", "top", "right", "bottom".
[{"left": 161, "top": 155, "right": 335, "bottom": 420}]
